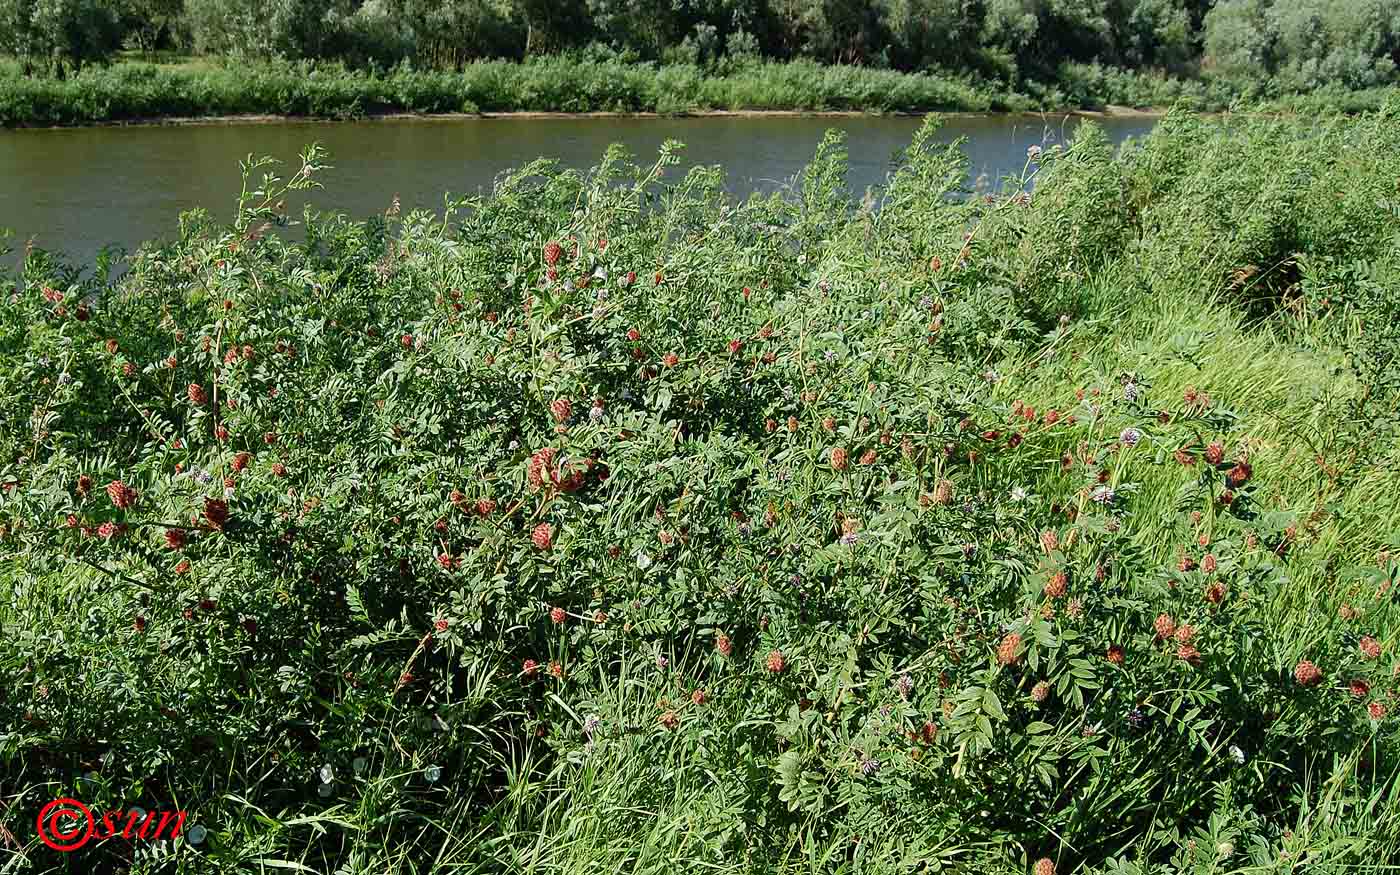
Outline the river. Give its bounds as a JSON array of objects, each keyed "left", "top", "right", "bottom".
[{"left": 0, "top": 114, "right": 1157, "bottom": 268}]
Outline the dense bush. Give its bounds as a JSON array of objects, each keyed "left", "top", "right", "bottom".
[
  {"left": 3, "top": 0, "right": 1400, "bottom": 102},
  {"left": 0, "top": 57, "right": 1012, "bottom": 123},
  {"left": 6, "top": 54, "right": 1400, "bottom": 125},
  {"left": 2, "top": 105, "right": 1400, "bottom": 872}
]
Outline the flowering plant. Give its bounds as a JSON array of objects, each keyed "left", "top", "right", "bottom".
[{"left": 1, "top": 109, "right": 1398, "bottom": 871}]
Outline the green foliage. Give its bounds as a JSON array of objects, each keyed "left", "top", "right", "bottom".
[
  {"left": 1204, "top": 0, "right": 1400, "bottom": 90},
  {"left": 2, "top": 0, "right": 1398, "bottom": 119},
  {"left": 2, "top": 106, "right": 1400, "bottom": 873},
  {"left": 0, "top": 0, "right": 124, "bottom": 74},
  {"left": 0, "top": 56, "right": 1007, "bottom": 124}
]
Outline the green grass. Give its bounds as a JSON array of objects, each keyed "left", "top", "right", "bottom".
[{"left": 1, "top": 104, "right": 1399, "bottom": 872}]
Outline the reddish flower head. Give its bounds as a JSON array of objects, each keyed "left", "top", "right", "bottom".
[
  {"left": 765, "top": 650, "right": 785, "bottom": 673},
  {"left": 164, "top": 528, "right": 186, "bottom": 550},
  {"left": 550, "top": 606, "right": 566, "bottom": 625},
  {"left": 1360, "top": 636, "right": 1381, "bottom": 660},
  {"left": 830, "top": 447, "right": 848, "bottom": 471},
  {"left": 1294, "top": 659, "right": 1323, "bottom": 687},
  {"left": 1044, "top": 570, "right": 1068, "bottom": 599},
  {"left": 716, "top": 633, "right": 733, "bottom": 657},
  {"left": 531, "top": 522, "right": 554, "bottom": 551},
  {"left": 106, "top": 479, "right": 137, "bottom": 509},
  {"left": 1350, "top": 679, "right": 1371, "bottom": 698},
  {"left": 204, "top": 498, "right": 230, "bottom": 530},
  {"left": 1106, "top": 644, "right": 1125, "bottom": 665},
  {"left": 997, "top": 633, "right": 1023, "bottom": 666},
  {"left": 1034, "top": 858, "right": 1055, "bottom": 875},
  {"left": 1153, "top": 613, "right": 1176, "bottom": 640}
]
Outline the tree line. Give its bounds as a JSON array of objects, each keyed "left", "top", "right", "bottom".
[{"left": 2, "top": 0, "right": 1397, "bottom": 92}]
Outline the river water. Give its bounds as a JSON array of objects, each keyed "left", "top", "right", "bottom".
[{"left": 0, "top": 114, "right": 1157, "bottom": 267}]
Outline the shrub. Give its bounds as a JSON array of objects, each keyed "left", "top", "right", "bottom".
[{"left": 1, "top": 111, "right": 1398, "bottom": 871}]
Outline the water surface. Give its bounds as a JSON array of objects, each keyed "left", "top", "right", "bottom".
[{"left": 0, "top": 114, "right": 1157, "bottom": 267}]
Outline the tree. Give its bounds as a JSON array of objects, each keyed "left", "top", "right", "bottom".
[
  {"left": 1201, "top": 0, "right": 1273, "bottom": 75},
  {"left": 1203, "top": 0, "right": 1400, "bottom": 87},
  {"left": 184, "top": 0, "right": 349, "bottom": 58},
  {"left": 116, "top": 0, "right": 185, "bottom": 53},
  {"left": 0, "top": 0, "right": 124, "bottom": 75},
  {"left": 877, "top": 0, "right": 987, "bottom": 72},
  {"left": 1112, "top": 0, "right": 1193, "bottom": 70},
  {"left": 513, "top": 0, "right": 590, "bottom": 55}
]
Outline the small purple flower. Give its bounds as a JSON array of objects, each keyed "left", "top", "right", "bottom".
[
  {"left": 1123, "top": 382, "right": 1140, "bottom": 402},
  {"left": 655, "top": 652, "right": 669, "bottom": 669},
  {"left": 859, "top": 755, "right": 881, "bottom": 776},
  {"left": 1091, "top": 485, "right": 1115, "bottom": 504},
  {"left": 738, "top": 522, "right": 752, "bottom": 537},
  {"left": 919, "top": 295, "right": 933, "bottom": 309},
  {"left": 1119, "top": 427, "right": 1141, "bottom": 447},
  {"left": 896, "top": 673, "right": 914, "bottom": 698},
  {"left": 789, "top": 573, "right": 802, "bottom": 587},
  {"left": 839, "top": 532, "right": 859, "bottom": 546},
  {"left": 583, "top": 715, "right": 601, "bottom": 736}
]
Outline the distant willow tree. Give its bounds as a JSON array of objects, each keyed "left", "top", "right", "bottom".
[
  {"left": 116, "top": 0, "right": 185, "bottom": 53},
  {"left": 184, "top": 0, "right": 355, "bottom": 58},
  {"left": 0, "top": 0, "right": 124, "bottom": 75},
  {"left": 1204, "top": 0, "right": 1400, "bottom": 88}
]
